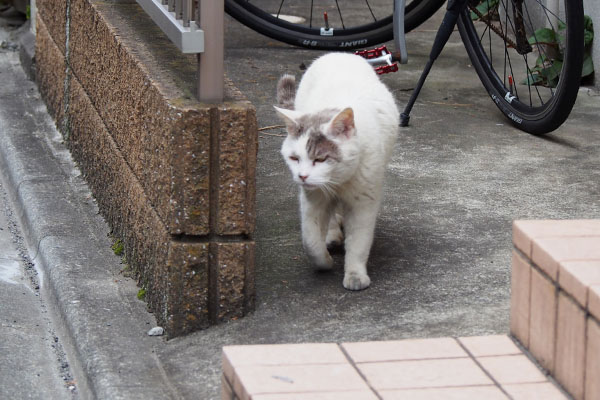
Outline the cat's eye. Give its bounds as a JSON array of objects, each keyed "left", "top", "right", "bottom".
[
  {"left": 289, "top": 156, "right": 299, "bottom": 162},
  {"left": 313, "top": 156, "right": 328, "bottom": 165}
]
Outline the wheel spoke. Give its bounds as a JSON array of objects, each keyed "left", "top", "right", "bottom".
[
  {"left": 365, "top": 0, "right": 377, "bottom": 21},
  {"left": 335, "top": 0, "right": 345, "bottom": 29}
]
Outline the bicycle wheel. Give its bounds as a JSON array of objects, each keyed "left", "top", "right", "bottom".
[
  {"left": 458, "top": 0, "right": 584, "bottom": 134},
  {"left": 225, "top": 0, "right": 446, "bottom": 50}
]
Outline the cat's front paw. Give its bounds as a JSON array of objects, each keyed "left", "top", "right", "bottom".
[
  {"left": 308, "top": 252, "right": 334, "bottom": 271},
  {"left": 343, "top": 273, "right": 370, "bottom": 291}
]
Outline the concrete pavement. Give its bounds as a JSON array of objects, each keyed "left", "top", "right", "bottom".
[{"left": 1, "top": 5, "right": 600, "bottom": 400}]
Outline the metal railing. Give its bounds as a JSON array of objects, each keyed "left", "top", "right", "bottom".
[{"left": 137, "top": 0, "right": 223, "bottom": 102}]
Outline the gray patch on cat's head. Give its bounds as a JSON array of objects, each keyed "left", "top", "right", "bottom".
[
  {"left": 287, "top": 108, "right": 341, "bottom": 138},
  {"left": 306, "top": 133, "right": 341, "bottom": 162}
]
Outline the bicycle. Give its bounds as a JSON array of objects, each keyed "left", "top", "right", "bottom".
[{"left": 224, "top": 0, "right": 585, "bottom": 135}]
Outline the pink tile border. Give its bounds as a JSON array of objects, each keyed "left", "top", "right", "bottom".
[
  {"left": 590, "top": 285, "right": 600, "bottom": 320},
  {"left": 531, "top": 237, "right": 600, "bottom": 281},
  {"left": 251, "top": 391, "right": 379, "bottom": 400},
  {"left": 513, "top": 220, "right": 600, "bottom": 258},
  {"left": 554, "top": 293, "right": 586, "bottom": 400},
  {"left": 341, "top": 337, "right": 466, "bottom": 363},
  {"left": 503, "top": 382, "right": 569, "bottom": 400},
  {"left": 513, "top": 219, "right": 600, "bottom": 400},
  {"left": 233, "top": 363, "right": 370, "bottom": 397},
  {"left": 356, "top": 358, "right": 492, "bottom": 390},
  {"left": 222, "top": 336, "right": 570, "bottom": 400},
  {"left": 476, "top": 355, "right": 547, "bottom": 385},
  {"left": 559, "top": 260, "right": 600, "bottom": 308},
  {"left": 379, "top": 386, "right": 509, "bottom": 400},
  {"left": 458, "top": 335, "right": 521, "bottom": 357}
]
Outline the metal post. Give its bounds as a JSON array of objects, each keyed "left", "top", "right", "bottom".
[
  {"left": 197, "top": 0, "right": 224, "bottom": 102},
  {"left": 183, "top": 0, "right": 192, "bottom": 27}
]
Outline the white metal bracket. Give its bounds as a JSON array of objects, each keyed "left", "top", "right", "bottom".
[{"left": 136, "top": 0, "right": 204, "bottom": 53}]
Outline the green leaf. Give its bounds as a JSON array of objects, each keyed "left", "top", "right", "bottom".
[
  {"left": 528, "top": 28, "right": 556, "bottom": 45},
  {"left": 470, "top": 0, "right": 498, "bottom": 20},
  {"left": 521, "top": 73, "right": 542, "bottom": 86},
  {"left": 582, "top": 54, "right": 594, "bottom": 77},
  {"left": 584, "top": 30, "right": 594, "bottom": 48},
  {"left": 584, "top": 15, "right": 594, "bottom": 33},
  {"left": 544, "top": 60, "right": 563, "bottom": 82}
]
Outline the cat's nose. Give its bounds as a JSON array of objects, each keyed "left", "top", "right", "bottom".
[{"left": 299, "top": 175, "right": 308, "bottom": 182}]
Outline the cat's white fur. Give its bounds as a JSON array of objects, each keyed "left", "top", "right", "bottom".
[{"left": 275, "top": 53, "right": 399, "bottom": 290}]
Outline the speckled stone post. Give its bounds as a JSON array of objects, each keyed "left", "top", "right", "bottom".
[{"left": 35, "top": 0, "right": 256, "bottom": 337}]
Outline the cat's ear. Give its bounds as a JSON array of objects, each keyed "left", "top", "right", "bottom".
[
  {"left": 274, "top": 106, "right": 301, "bottom": 135},
  {"left": 329, "top": 108, "right": 355, "bottom": 139}
]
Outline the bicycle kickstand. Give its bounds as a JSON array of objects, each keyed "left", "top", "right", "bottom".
[{"left": 400, "top": 0, "right": 469, "bottom": 127}]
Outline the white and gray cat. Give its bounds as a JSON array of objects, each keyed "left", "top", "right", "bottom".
[{"left": 275, "top": 52, "right": 399, "bottom": 290}]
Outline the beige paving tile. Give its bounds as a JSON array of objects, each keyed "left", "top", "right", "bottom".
[
  {"left": 342, "top": 337, "right": 466, "bottom": 363},
  {"left": 458, "top": 335, "right": 521, "bottom": 357},
  {"left": 503, "top": 382, "right": 569, "bottom": 400},
  {"left": 222, "top": 343, "right": 347, "bottom": 382},
  {"left": 532, "top": 237, "right": 600, "bottom": 281},
  {"left": 252, "top": 391, "right": 379, "bottom": 400},
  {"left": 529, "top": 267, "right": 557, "bottom": 373},
  {"left": 591, "top": 285, "right": 600, "bottom": 320},
  {"left": 510, "top": 251, "right": 532, "bottom": 348},
  {"left": 586, "top": 317, "right": 600, "bottom": 400},
  {"left": 476, "top": 354, "right": 547, "bottom": 384},
  {"left": 559, "top": 260, "right": 600, "bottom": 308},
  {"left": 222, "top": 374, "right": 235, "bottom": 400},
  {"left": 513, "top": 220, "right": 600, "bottom": 258},
  {"left": 357, "top": 358, "right": 492, "bottom": 390},
  {"left": 233, "top": 364, "right": 369, "bottom": 397},
  {"left": 379, "top": 386, "right": 508, "bottom": 400},
  {"left": 224, "top": 343, "right": 348, "bottom": 366},
  {"left": 554, "top": 293, "right": 586, "bottom": 400}
]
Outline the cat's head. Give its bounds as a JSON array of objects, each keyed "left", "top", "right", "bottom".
[{"left": 275, "top": 106, "right": 360, "bottom": 191}]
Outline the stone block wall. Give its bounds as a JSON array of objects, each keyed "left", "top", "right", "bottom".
[
  {"left": 511, "top": 220, "right": 600, "bottom": 400},
  {"left": 34, "top": 0, "right": 257, "bottom": 337}
]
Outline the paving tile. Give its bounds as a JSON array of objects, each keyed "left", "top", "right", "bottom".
[
  {"left": 379, "top": 386, "right": 508, "bottom": 400},
  {"left": 591, "top": 285, "right": 600, "bottom": 320},
  {"left": 559, "top": 260, "right": 600, "bottom": 308},
  {"left": 532, "top": 237, "right": 600, "bottom": 281},
  {"left": 513, "top": 220, "right": 600, "bottom": 258},
  {"left": 503, "top": 382, "right": 569, "bottom": 400},
  {"left": 458, "top": 335, "right": 521, "bottom": 358},
  {"left": 222, "top": 344, "right": 347, "bottom": 383},
  {"left": 586, "top": 317, "right": 600, "bottom": 400},
  {"left": 554, "top": 293, "right": 586, "bottom": 400},
  {"left": 221, "top": 374, "right": 236, "bottom": 400},
  {"left": 510, "top": 251, "right": 532, "bottom": 348},
  {"left": 476, "top": 354, "right": 547, "bottom": 384},
  {"left": 232, "top": 364, "right": 369, "bottom": 397},
  {"left": 342, "top": 337, "right": 466, "bottom": 363},
  {"left": 529, "top": 267, "right": 557, "bottom": 373},
  {"left": 252, "top": 391, "right": 379, "bottom": 400},
  {"left": 357, "top": 358, "right": 492, "bottom": 390}
]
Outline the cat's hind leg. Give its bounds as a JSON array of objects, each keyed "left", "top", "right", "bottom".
[{"left": 325, "top": 212, "right": 344, "bottom": 250}]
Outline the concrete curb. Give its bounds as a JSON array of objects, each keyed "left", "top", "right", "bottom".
[{"left": 0, "top": 53, "right": 178, "bottom": 398}]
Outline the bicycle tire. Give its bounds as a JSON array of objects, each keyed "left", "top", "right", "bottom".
[
  {"left": 458, "top": 0, "right": 584, "bottom": 135},
  {"left": 225, "top": 0, "right": 446, "bottom": 50}
]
